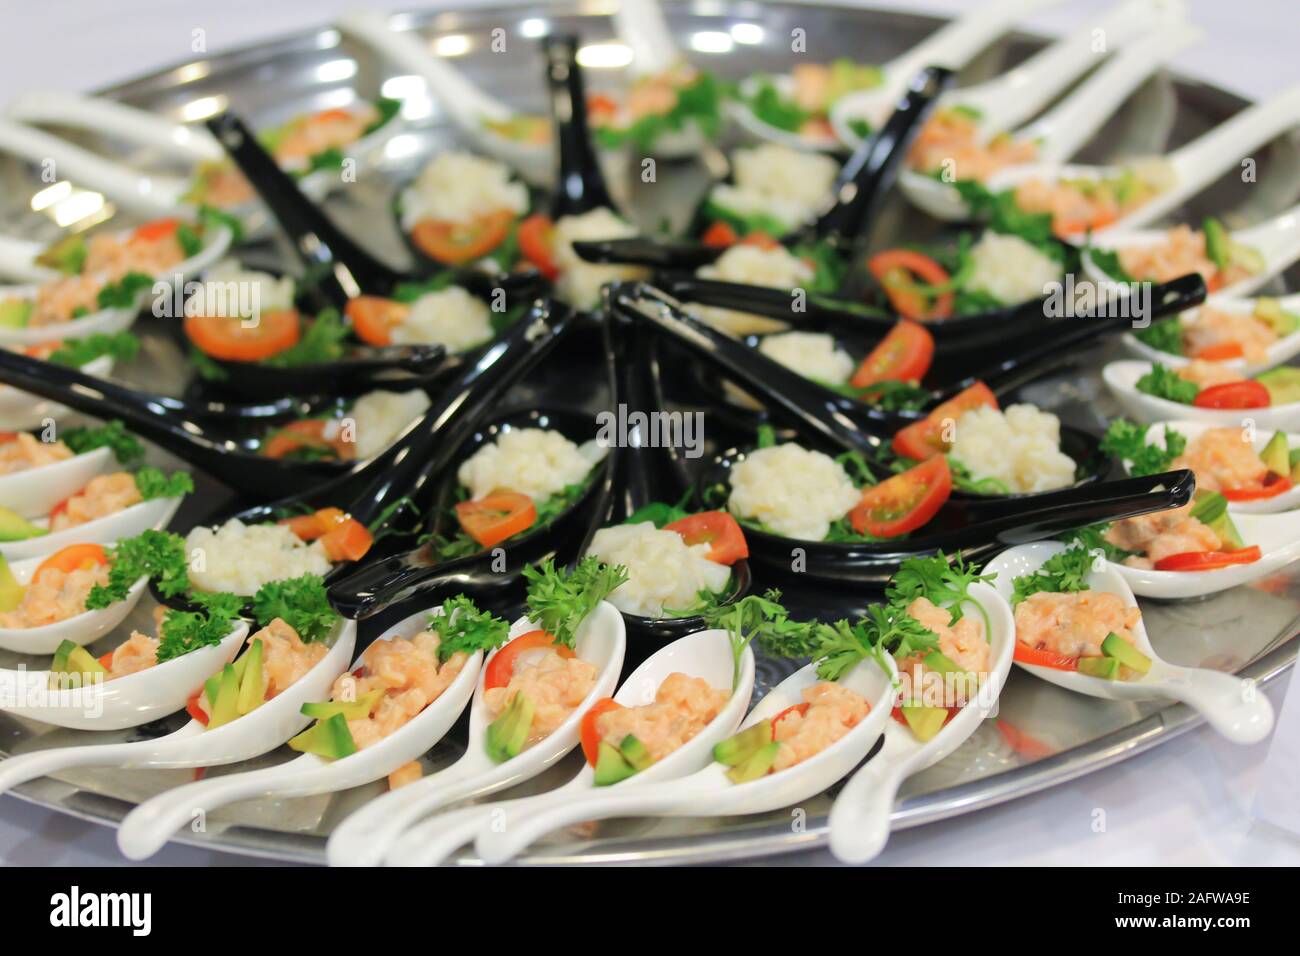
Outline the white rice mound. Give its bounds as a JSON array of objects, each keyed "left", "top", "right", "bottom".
[
  {"left": 586, "top": 521, "right": 731, "bottom": 618},
  {"left": 551, "top": 209, "right": 650, "bottom": 310},
  {"left": 193, "top": 257, "right": 296, "bottom": 318},
  {"left": 457, "top": 427, "right": 599, "bottom": 502},
  {"left": 948, "top": 404, "right": 1077, "bottom": 494},
  {"left": 710, "top": 144, "right": 839, "bottom": 233},
  {"left": 349, "top": 389, "right": 432, "bottom": 460},
  {"left": 728, "top": 443, "right": 862, "bottom": 541},
  {"left": 692, "top": 244, "right": 816, "bottom": 336},
  {"left": 400, "top": 151, "right": 530, "bottom": 228},
  {"left": 185, "top": 519, "right": 331, "bottom": 596},
  {"left": 963, "top": 232, "right": 1062, "bottom": 305},
  {"left": 391, "top": 286, "right": 494, "bottom": 352},
  {"left": 758, "top": 331, "right": 854, "bottom": 386}
]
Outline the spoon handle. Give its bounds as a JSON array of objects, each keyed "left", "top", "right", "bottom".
[
  {"left": 6, "top": 91, "right": 224, "bottom": 163},
  {"left": 884, "top": 0, "right": 1059, "bottom": 84},
  {"left": 0, "top": 116, "right": 186, "bottom": 215},
  {"left": 0, "top": 722, "right": 203, "bottom": 797},
  {"left": 544, "top": 35, "right": 615, "bottom": 218},
  {"left": 1151, "top": 664, "right": 1276, "bottom": 745},
  {"left": 966, "top": 467, "right": 1196, "bottom": 534},
  {"left": 826, "top": 735, "right": 909, "bottom": 864},
  {"left": 0, "top": 235, "right": 51, "bottom": 283},
  {"left": 614, "top": 0, "right": 681, "bottom": 77}
]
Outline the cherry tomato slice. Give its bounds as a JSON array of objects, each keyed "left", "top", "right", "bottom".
[
  {"left": 319, "top": 518, "right": 374, "bottom": 563},
  {"left": 849, "top": 454, "right": 952, "bottom": 538},
  {"left": 891, "top": 381, "right": 998, "bottom": 461},
  {"left": 184, "top": 309, "right": 301, "bottom": 362},
  {"left": 1192, "top": 342, "right": 1245, "bottom": 361},
  {"left": 1191, "top": 380, "right": 1271, "bottom": 410},
  {"left": 663, "top": 511, "right": 749, "bottom": 565},
  {"left": 131, "top": 218, "right": 180, "bottom": 243},
  {"left": 410, "top": 209, "right": 513, "bottom": 266},
  {"left": 185, "top": 692, "right": 210, "bottom": 725},
  {"left": 1013, "top": 641, "right": 1079, "bottom": 671},
  {"left": 33, "top": 543, "right": 108, "bottom": 579},
  {"left": 455, "top": 491, "right": 538, "bottom": 548},
  {"left": 483, "top": 630, "right": 574, "bottom": 690},
  {"left": 1153, "top": 546, "right": 1263, "bottom": 571},
  {"left": 1222, "top": 473, "right": 1293, "bottom": 501},
  {"left": 345, "top": 296, "right": 410, "bottom": 347},
  {"left": 580, "top": 697, "right": 625, "bottom": 765},
  {"left": 850, "top": 320, "right": 935, "bottom": 389},
  {"left": 867, "top": 249, "right": 954, "bottom": 321},
  {"left": 701, "top": 222, "right": 739, "bottom": 248},
  {"left": 769, "top": 702, "right": 810, "bottom": 739},
  {"left": 518, "top": 214, "right": 561, "bottom": 280}
]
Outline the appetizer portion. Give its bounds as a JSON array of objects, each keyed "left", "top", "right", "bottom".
[
  {"left": 432, "top": 427, "right": 605, "bottom": 559},
  {"left": 0, "top": 544, "right": 109, "bottom": 629},
  {"left": 1100, "top": 491, "right": 1261, "bottom": 572},
  {"left": 344, "top": 272, "right": 522, "bottom": 352},
  {"left": 739, "top": 59, "right": 883, "bottom": 143},
  {"left": 907, "top": 105, "right": 1036, "bottom": 182},
  {"left": 184, "top": 506, "right": 373, "bottom": 596},
  {"left": 580, "top": 672, "right": 730, "bottom": 785},
  {"left": 0, "top": 431, "right": 73, "bottom": 474},
  {"left": 1010, "top": 542, "right": 1152, "bottom": 680},
  {"left": 520, "top": 208, "right": 650, "bottom": 310},
  {"left": 35, "top": 217, "right": 210, "bottom": 282},
  {"left": 1006, "top": 161, "right": 1174, "bottom": 237},
  {"left": 703, "top": 144, "right": 840, "bottom": 238},
  {"left": 585, "top": 504, "right": 747, "bottom": 618},
  {"left": 399, "top": 151, "right": 531, "bottom": 270},
  {"left": 0, "top": 420, "right": 143, "bottom": 478},
  {"left": 1135, "top": 362, "right": 1300, "bottom": 410},
  {"left": 288, "top": 596, "right": 509, "bottom": 787},
  {"left": 1095, "top": 220, "right": 1264, "bottom": 291},
  {"left": 1135, "top": 299, "right": 1297, "bottom": 364},
  {"left": 258, "top": 389, "right": 432, "bottom": 463},
  {"left": 589, "top": 65, "right": 724, "bottom": 152},
  {"left": 482, "top": 559, "right": 627, "bottom": 763}
]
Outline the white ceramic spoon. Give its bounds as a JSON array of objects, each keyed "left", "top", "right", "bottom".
[
  {"left": 0, "top": 355, "right": 113, "bottom": 432},
  {"left": 0, "top": 236, "right": 56, "bottom": 284},
  {"left": 474, "top": 653, "right": 898, "bottom": 864},
  {"left": 380, "top": 628, "right": 757, "bottom": 867},
  {"left": 5, "top": 91, "right": 225, "bottom": 164},
  {"left": 1132, "top": 420, "right": 1300, "bottom": 514},
  {"left": 0, "top": 446, "right": 113, "bottom": 518},
  {"left": 338, "top": 9, "right": 553, "bottom": 186},
  {"left": 0, "top": 618, "right": 355, "bottom": 792},
  {"left": 985, "top": 84, "right": 1300, "bottom": 240},
  {"left": 984, "top": 541, "right": 1275, "bottom": 741},
  {"left": 741, "top": 0, "right": 1062, "bottom": 154},
  {"left": 0, "top": 621, "right": 247, "bottom": 731},
  {"left": 1103, "top": 359, "right": 1300, "bottom": 430},
  {"left": 899, "top": 15, "right": 1202, "bottom": 221},
  {"left": 826, "top": 582, "right": 1015, "bottom": 864},
  {"left": 0, "top": 555, "right": 146, "bottom": 655},
  {"left": 113, "top": 604, "right": 492, "bottom": 860},
  {"left": 0, "top": 493, "right": 182, "bottom": 562},
  {"left": 0, "top": 283, "right": 138, "bottom": 348},
  {"left": 319, "top": 602, "right": 626, "bottom": 865},
  {"left": 1121, "top": 293, "right": 1300, "bottom": 376},
  {"left": 1085, "top": 204, "right": 1300, "bottom": 302}
]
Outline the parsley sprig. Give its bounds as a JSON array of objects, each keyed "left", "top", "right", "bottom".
[
  {"left": 251, "top": 574, "right": 340, "bottom": 642},
  {"left": 85, "top": 530, "right": 190, "bottom": 609},
  {"left": 523, "top": 557, "right": 628, "bottom": 649},
  {"left": 133, "top": 466, "right": 194, "bottom": 500},
  {"left": 426, "top": 594, "right": 510, "bottom": 663},
  {"left": 61, "top": 420, "right": 145, "bottom": 465},
  {"left": 1010, "top": 543, "right": 1099, "bottom": 605},
  {"left": 886, "top": 552, "right": 995, "bottom": 637},
  {"left": 156, "top": 592, "right": 245, "bottom": 663},
  {"left": 1100, "top": 418, "right": 1187, "bottom": 478}
]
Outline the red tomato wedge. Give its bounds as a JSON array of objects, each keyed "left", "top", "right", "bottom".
[
  {"left": 319, "top": 519, "right": 374, "bottom": 562},
  {"left": 580, "top": 697, "right": 625, "bottom": 765},
  {"left": 98, "top": 650, "right": 115, "bottom": 670},
  {"left": 891, "top": 381, "right": 998, "bottom": 461},
  {"left": 701, "top": 222, "right": 738, "bottom": 248},
  {"left": 455, "top": 491, "right": 537, "bottom": 548},
  {"left": 663, "top": 511, "right": 748, "bottom": 564},
  {"left": 1013, "top": 641, "right": 1079, "bottom": 671},
  {"left": 1192, "top": 341, "right": 1245, "bottom": 361},
  {"left": 850, "top": 320, "right": 935, "bottom": 389},
  {"left": 483, "top": 629, "right": 574, "bottom": 690},
  {"left": 739, "top": 232, "right": 780, "bottom": 250},
  {"left": 849, "top": 454, "right": 952, "bottom": 538},
  {"left": 1192, "top": 380, "right": 1271, "bottom": 409},
  {"left": 345, "top": 296, "right": 410, "bottom": 347},
  {"left": 411, "top": 209, "right": 513, "bottom": 265},
  {"left": 769, "top": 702, "right": 810, "bottom": 739},
  {"left": 185, "top": 309, "right": 301, "bottom": 362},
  {"left": 1222, "top": 473, "right": 1293, "bottom": 501},
  {"left": 34, "top": 543, "right": 109, "bottom": 579},
  {"left": 131, "top": 218, "right": 180, "bottom": 243},
  {"left": 518, "top": 214, "right": 560, "bottom": 280},
  {"left": 867, "top": 249, "right": 954, "bottom": 321},
  {"left": 185, "top": 692, "right": 209, "bottom": 725},
  {"left": 281, "top": 507, "right": 349, "bottom": 541},
  {"left": 1154, "top": 546, "right": 1262, "bottom": 572},
  {"left": 262, "top": 419, "right": 354, "bottom": 461}
]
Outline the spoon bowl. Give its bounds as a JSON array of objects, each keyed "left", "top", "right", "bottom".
[
  {"left": 0, "top": 445, "right": 114, "bottom": 519},
  {"left": 1103, "top": 359, "right": 1300, "bottom": 430},
  {"left": 0, "top": 493, "right": 182, "bottom": 563},
  {"left": 0, "top": 556, "right": 147, "bottom": 655}
]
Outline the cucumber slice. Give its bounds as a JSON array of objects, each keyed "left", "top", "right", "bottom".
[
  {"left": 206, "top": 664, "right": 241, "bottom": 729},
  {"left": 48, "top": 642, "right": 108, "bottom": 689},
  {"left": 235, "top": 638, "right": 264, "bottom": 716}
]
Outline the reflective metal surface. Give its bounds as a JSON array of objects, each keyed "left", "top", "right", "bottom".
[{"left": 1, "top": 1, "right": 1296, "bottom": 865}]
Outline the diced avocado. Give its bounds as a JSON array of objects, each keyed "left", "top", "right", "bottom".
[
  {"left": 713, "top": 720, "right": 772, "bottom": 767},
  {"left": 35, "top": 235, "right": 88, "bottom": 275},
  {"left": 1228, "top": 240, "right": 1266, "bottom": 275},
  {"left": 300, "top": 689, "right": 383, "bottom": 721},
  {"left": 0, "top": 299, "right": 32, "bottom": 329},
  {"left": 900, "top": 704, "right": 949, "bottom": 742},
  {"left": 1077, "top": 656, "right": 1121, "bottom": 680},
  {"left": 48, "top": 640, "right": 108, "bottom": 689},
  {"left": 1261, "top": 431, "right": 1291, "bottom": 476},
  {"left": 235, "top": 638, "right": 264, "bottom": 716},
  {"left": 205, "top": 664, "right": 241, "bottom": 729},
  {"left": 1101, "top": 632, "right": 1152, "bottom": 675},
  {"left": 205, "top": 646, "right": 253, "bottom": 706},
  {"left": 619, "top": 734, "right": 654, "bottom": 772},
  {"left": 288, "top": 713, "right": 357, "bottom": 759},
  {"left": 1257, "top": 367, "right": 1300, "bottom": 406},
  {"left": 485, "top": 692, "right": 534, "bottom": 763},
  {"left": 0, "top": 555, "right": 22, "bottom": 613},
  {"left": 1203, "top": 218, "right": 1230, "bottom": 270},
  {"left": 0, "top": 506, "right": 47, "bottom": 543},
  {"left": 1254, "top": 298, "right": 1300, "bottom": 337},
  {"left": 726, "top": 740, "right": 780, "bottom": 784},
  {"left": 1292, "top": 452, "right": 1300, "bottom": 484},
  {"left": 593, "top": 740, "right": 637, "bottom": 786},
  {"left": 922, "top": 651, "right": 961, "bottom": 675},
  {"left": 1209, "top": 510, "right": 1245, "bottom": 550},
  {"left": 1190, "top": 490, "right": 1228, "bottom": 524}
]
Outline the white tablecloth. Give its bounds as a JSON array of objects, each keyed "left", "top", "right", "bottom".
[{"left": 1, "top": 0, "right": 1297, "bottom": 867}]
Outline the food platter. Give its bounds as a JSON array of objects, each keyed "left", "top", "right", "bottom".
[{"left": 0, "top": 0, "right": 1297, "bottom": 866}]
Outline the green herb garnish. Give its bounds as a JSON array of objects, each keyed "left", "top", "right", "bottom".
[
  {"left": 425, "top": 594, "right": 510, "bottom": 663},
  {"left": 133, "top": 466, "right": 193, "bottom": 500},
  {"left": 251, "top": 574, "right": 340, "bottom": 643},
  {"left": 60, "top": 419, "right": 144, "bottom": 465},
  {"left": 1135, "top": 362, "right": 1200, "bottom": 405},
  {"left": 1100, "top": 418, "right": 1186, "bottom": 478},
  {"left": 522, "top": 557, "right": 628, "bottom": 649},
  {"left": 84, "top": 529, "right": 190, "bottom": 609}
]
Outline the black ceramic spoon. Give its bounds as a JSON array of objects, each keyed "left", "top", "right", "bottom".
[
  {"left": 569, "top": 65, "right": 953, "bottom": 278},
  {"left": 544, "top": 34, "right": 616, "bottom": 220}
]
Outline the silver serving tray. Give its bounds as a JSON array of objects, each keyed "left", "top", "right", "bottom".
[{"left": 1, "top": 1, "right": 1297, "bottom": 866}]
